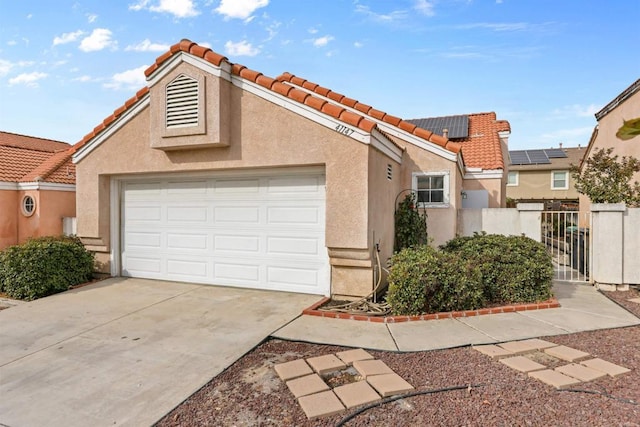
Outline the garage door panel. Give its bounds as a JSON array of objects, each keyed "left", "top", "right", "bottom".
[{"left": 121, "top": 170, "right": 329, "bottom": 295}]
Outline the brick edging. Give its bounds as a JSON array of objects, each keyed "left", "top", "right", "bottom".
[{"left": 302, "top": 298, "right": 560, "bottom": 323}]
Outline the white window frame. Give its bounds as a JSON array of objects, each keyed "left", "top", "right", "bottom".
[
  {"left": 412, "top": 171, "right": 450, "bottom": 208},
  {"left": 551, "top": 170, "right": 569, "bottom": 190},
  {"left": 21, "top": 195, "right": 36, "bottom": 217},
  {"left": 507, "top": 171, "right": 519, "bottom": 186}
]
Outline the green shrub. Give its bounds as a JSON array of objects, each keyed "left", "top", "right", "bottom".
[
  {"left": 394, "top": 193, "right": 428, "bottom": 252},
  {"left": 441, "top": 233, "right": 553, "bottom": 304},
  {"left": 426, "top": 252, "right": 485, "bottom": 313},
  {"left": 0, "top": 235, "right": 94, "bottom": 301},
  {"left": 386, "top": 245, "right": 437, "bottom": 315}
]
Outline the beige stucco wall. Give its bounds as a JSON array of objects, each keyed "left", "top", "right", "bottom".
[
  {"left": 580, "top": 88, "right": 640, "bottom": 214},
  {"left": 463, "top": 177, "right": 503, "bottom": 208},
  {"left": 37, "top": 190, "right": 76, "bottom": 237},
  {"left": 507, "top": 169, "right": 579, "bottom": 201},
  {"left": 0, "top": 190, "right": 18, "bottom": 249},
  {"left": 76, "top": 63, "right": 388, "bottom": 296}
]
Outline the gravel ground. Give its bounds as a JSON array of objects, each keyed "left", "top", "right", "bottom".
[{"left": 157, "top": 289, "right": 640, "bottom": 427}]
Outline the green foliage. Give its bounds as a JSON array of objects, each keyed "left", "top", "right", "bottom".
[
  {"left": 394, "top": 193, "right": 428, "bottom": 252},
  {"left": 386, "top": 245, "right": 437, "bottom": 315},
  {"left": 571, "top": 147, "right": 640, "bottom": 207},
  {"left": 387, "top": 234, "right": 554, "bottom": 315},
  {"left": 0, "top": 236, "right": 95, "bottom": 301}
]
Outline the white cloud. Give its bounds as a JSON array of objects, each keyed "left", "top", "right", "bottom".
[
  {"left": 125, "top": 39, "right": 169, "bottom": 52},
  {"left": 103, "top": 65, "right": 147, "bottom": 90},
  {"left": 224, "top": 40, "right": 259, "bottom": 56},
  {"left": 73, "top": 75, "right": 93, "bottom": 82},
  {"left": 414, "top": 0, "right": 435, "bottom": 17},
  {"left": 355, "top": 4, "right": 408, "bottom": 23},
  {"left": 53, "top": 30, "right": 85, "bottom": 46},
  {"left": 87, "top": 13, "right": 98, "bottom": 23},
  {"left": 0, "top": 59, "right": 35, "bottom": 76},
  {"left": 313, "top": 35, "right": 334, "bottom": 47},
  {"left": 539, "top": 126, "right": 594, "bottom": 145},
  {"left": 354, "top": 41, "right": 363, "bottom": 48},
  {"left": 7, "top": 40, "right": 17, "bottom": 46},
  {"left": 130, "top": 0, "right": 198, "bottom": 18},
  {"left": 79, "top": 28, "right": 117, "bottom": 52},
  {"left": 552, "top": 104, "right": 600, "bottom": 118},
  {"left": 9, "top": 71, "right": 47, "bottom": 87},
  {"left": 215, "top": 0, "right": 269, "bottom": 21},
  {"left": 308, "top": 27, "right": 318, "bottom": 34}
]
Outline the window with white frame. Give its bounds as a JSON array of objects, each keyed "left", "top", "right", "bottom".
[
  {"left": 507, "top": 171, "right": 519, "bottom": 186},
  {"left": 413, "top": 172, "right": 450, "bottom": 207},
  {"left": 551, "top": 171, "right": 569, "bottom": 190}
]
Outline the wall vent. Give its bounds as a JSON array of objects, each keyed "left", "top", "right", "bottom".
[
  {"left": 166, "top": 74, "right": 199, "bottom": 129},
  {"left": 387, "top": 164, "right": 393, "bottom": 181}
]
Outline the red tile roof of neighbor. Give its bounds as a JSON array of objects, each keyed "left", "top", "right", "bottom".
[
  {"left": 72, "top": 39, "right": 462, "bottom": 156},
  {"left": 0, "top": 131, "right": 75, "bottom": 184},
  {"left": 456, "top": 112, "right": 509, "bottom": 170}
]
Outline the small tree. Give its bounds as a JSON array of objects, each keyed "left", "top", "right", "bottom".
[
  {"left": 394, "top": 193, "right": 428, "bottom": 252},
  {"left": 571, "top": 147, "right": 640, "bottom": 207}
]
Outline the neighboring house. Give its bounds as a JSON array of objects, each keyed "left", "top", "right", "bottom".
[
  {"left": 0, "top": 131, "right": 75, "bottom": 250},
  {"left": 408, "top": 113, "right": 511, "bottom": 209},
  {"left": 579, "top": 78, "right": 640, "bottom": 213},
  {"left": 70, "top": 39, "right": 509, "bottom": 298},
  {"left": 506, "top": 145, "right": 585, "bottom": 210}
]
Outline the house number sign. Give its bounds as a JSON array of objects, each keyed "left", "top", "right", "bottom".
[{"left": 335, "top": 124, "right": 354, "bottom": 136}]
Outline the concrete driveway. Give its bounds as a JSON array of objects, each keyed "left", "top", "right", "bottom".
[{"left": 0, "top": 278, "right": 319, "bottom": 427}]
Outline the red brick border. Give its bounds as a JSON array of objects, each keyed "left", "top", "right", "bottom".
[{"left": 302, "top": 298, "right": 560, "bottom": 323}]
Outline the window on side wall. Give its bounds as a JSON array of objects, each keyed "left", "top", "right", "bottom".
[
  {"left": 507, "top": 171, "right": 519, "bottom": 186},
  {"left": 551, "top": 171, "right": 568, "bottom": 190},
  {"left": 413, "top": 172, "right": 450, "bottom": 207}
]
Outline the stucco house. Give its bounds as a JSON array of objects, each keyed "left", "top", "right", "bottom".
[
  {"left": 506, "top": 145, "right": 585, "bottom": 210},
  {"left": 0, "top": 131, "right": 75, "bottom": 250},
  {"left": 579, "top": 78, "right": 640, "bottom": 213},
  {"left": 71, "top": 39, "right": 509, "bottom": 297},
  {"left": 408, "top": 113, "right": 511, "bottom": 208}
]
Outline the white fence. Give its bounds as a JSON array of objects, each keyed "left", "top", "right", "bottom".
[{"left": 458, "top": 203, "right": 639, "bottom": 289}]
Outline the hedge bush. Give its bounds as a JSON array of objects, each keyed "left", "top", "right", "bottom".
[
  {"left": 0, "top": 236, "right": 94, "bottom": 301},
  {"left": 386, "top": 234, "right": 554, "bottom": 315}
]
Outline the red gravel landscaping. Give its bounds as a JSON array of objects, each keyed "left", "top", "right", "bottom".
[{"left": 156, "top": 288, "right": 640, "bottom": 427}]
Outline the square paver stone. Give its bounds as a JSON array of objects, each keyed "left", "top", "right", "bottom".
[
  {"left": 580, "top": 358, "right": 631, "bottom": 377},
  {"left": 555, "top": 363, "right": 607, "bottom": 382},
  {"left": 628, "top": 298, "right": 640, "bottom": 304},
  {"left": 544, "top": 345, "right": 590, "bottom": 362},
  {"left": 334, "top": 381, "right": 382, "bottom": 409},
  {"left": 366, "top": 373, "right": 414, "bottom": 397},
  {"left": 274, "top": 359, "right": 313, "bottom": 381},
  {"left": 286, "top": 374, "right": 330, "bottom": 398},
  {"left": 336, "top": 348, "right": 374, "bottom": 365},
  {"left": 473, "top": 344, "right": 514, "bottom": 359},
  {"left": 498, "top": 339, "right": 556, "bottom": 355},
  {"left": 306, "top": 354, "right": 346, "bottom": 375},
  {"left": 499, "top": 356, "right": 546, "bottom": 373},
  {"left": 529, "top": 369, "right": 582, "bottom": 389},
  {"left": 298, "top": 390, "right": 345, "bottom": 419},
  {"left": 353, "top": 359, "right": 395, "bottom": 378}
]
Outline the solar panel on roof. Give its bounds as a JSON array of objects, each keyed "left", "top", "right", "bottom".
[
  {"left": 527, "top": 149, "right": 551, "bottom": 164},
  {"left": 545, "top": 149, "right": 567, "bottom": 158},
  {"left": 509, "top": 150, "right": 531, "bottom": 165},
  {"left": 407, "top": 115, "right": 469, "bottom": 139}
]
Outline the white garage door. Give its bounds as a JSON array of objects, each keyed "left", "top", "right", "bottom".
[{"left": 120, "top": 170, "right": 329, "bottom": 295}]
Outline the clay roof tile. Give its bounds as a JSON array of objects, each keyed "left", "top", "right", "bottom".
[
  {"left": 327, "top": 91, "right": 345, "bottom": 103},
  {"left": 382, "top": 114, "right": 402, "bottom": 127},
  {"left": 179, "top": 39, "right": 195, "bottom": 52},
  {"left": 189, "top": 44, "right": 209, "bottom": 58},
  {"left": 341, "top": 97, "right": 358, "bottom": 108},
  {"left": 256, "top": 75, "right": 276, "bottom": 89},
  {"left": 339, "top": 110, "right": 363, "bottom": 127},
  {"left": 272, "top": 81, "right": 293, "bottom": 97},
  {"left": 289, "top": 88, "right": 310, "bottom": 103},
  {"left": 302, "top": 81, "right": 319, "bottom": 91},
  {"left": 354, "top": 103, "right": 372, "bottom": 114},
  {"left": 239, "top": 68, "right": 262, "bottom": 82},
  {"left": 321, "top": 102, "right": 344, "bottom": 119},
  {"left": 204, "top": 50, "right": 227, "bottom": 66},
  {"left": 398, "top": 121, "right": 417, "bottom": 133},
  {"left": 304, "top": 96, "right": 327, "bottom": 111}
]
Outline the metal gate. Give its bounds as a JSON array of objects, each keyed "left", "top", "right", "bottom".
[{"left": 541, "top": 211, "right": 591, "bottom": 283}]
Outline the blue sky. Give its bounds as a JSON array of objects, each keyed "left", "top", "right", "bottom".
[{"left": 0, "top": 0, "right": 638, "bottom": 150}]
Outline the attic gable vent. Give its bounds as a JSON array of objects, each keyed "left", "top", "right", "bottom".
[{"left": 166, "top": 74, "right": 199, "bottom": 129}]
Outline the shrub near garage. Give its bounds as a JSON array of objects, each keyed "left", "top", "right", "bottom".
[
  {"left": 0, "top": 236, "right": 94, "bottom": 301},
  {"left": 386, "top": 245, "right": 438, "bottom": 315}
]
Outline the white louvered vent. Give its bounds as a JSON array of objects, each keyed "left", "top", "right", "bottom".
[{"left": 166, "top": 74, "right": 199, "bottom": 129}]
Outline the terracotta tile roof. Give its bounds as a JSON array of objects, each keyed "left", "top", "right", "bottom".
[
  {"left": 72, "top": 39, "right": 461, "bottom": 157},
  {"left": 0, "top": 131, "right": 75, "bottom": 184}
]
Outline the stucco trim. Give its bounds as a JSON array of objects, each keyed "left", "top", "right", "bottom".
[
  {"left": 463, "top": 169, "right": 504, "bottom": 179},
  {"left": 371, "top": 128, "right": 403, "bottom": 163},
  {"left": 72, "top": 95, "right": 150, "bottom": 164},
  {"left": 0, "top": 181, "right": 76, "bottom": 191},
  {"left": 0, "top": 182, "right": 18, "bottom": 190}
]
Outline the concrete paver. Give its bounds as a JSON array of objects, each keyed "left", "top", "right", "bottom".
[
  {"left": 334, "top": 381, "right": 381, "bottom": 409},
  {"left": 458, "top": 312, "right": 568, "bottom": 341},
  {"left": 498, "top": 339, "right": 556, "bottom": 354},
  {"left": 555, "top": 363, "right": 607, "bottom": 382},
  {"left": 366, "top": 373, "right": 414, "bottom": 397},
  {"left": 528, "top": 369, "right": 582, "bottom": 389},
  {"left": 298, "top": 390, "right": 345, "bottom": 419},
  {"left": 306, "top": 354, "right": 346, "bottom": 375},
  {"left": 274, "top": 359, "right": 313, "bottom": 381},
  {"left": 353, "top": 359, "right": 395, "bottom": 378},
  {"left": 336, "top": 348, "right": 374, "bottom": 365},
  {"left": 628, "top": 298, "right": 640, "bottom": 304},
  {"left": 388, "top": 318, "right": 495, "bottom": 351},
  {"left": 0, "top": 278, "right": 319, "bottom": 427},
  {"left": 473, "top": 344, "right": 514, "bottom": 359},
  {"left": 286, "top": 374, "right": 330, "bottom": 398},
  {"left": 580, "top": 358, "right": 631, "bottom": 377},
  {"left": 499, "top": 356, "right": 546, "bottom": 373},
  {"left": 544, "top": 345, "right": 590, "bottom": 362}
]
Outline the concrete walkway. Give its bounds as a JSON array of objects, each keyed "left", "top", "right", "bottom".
[
  {"left": 0, "top": 278, "right": 318, "bottom": 427},
  {"left": 272, "top": 281, "right": 640, "bottom": 351}
]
